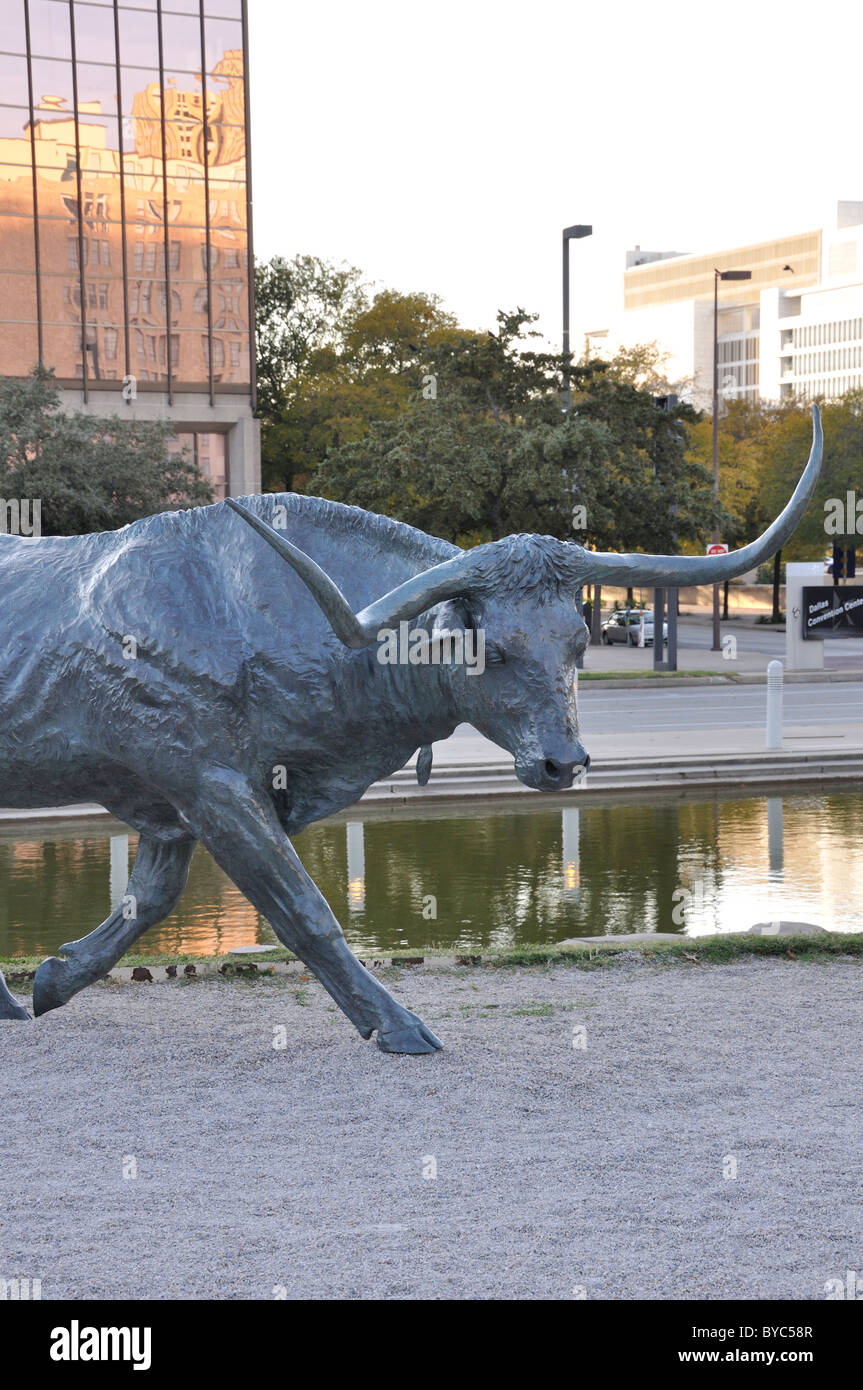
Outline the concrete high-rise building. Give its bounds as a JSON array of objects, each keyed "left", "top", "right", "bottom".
[
  {"left": 587, "top": 202, "right": 863, "bottom": 414},
  {"left": 0, "top": 0, "right": 259, "bottom": 498}
]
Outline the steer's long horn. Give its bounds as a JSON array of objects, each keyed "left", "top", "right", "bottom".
[
  {"left": 226, "top": 499, "right": 475, "bottom": 647},
  {"left": 583, "top": 404, "right": 823, "bottom": 587}
]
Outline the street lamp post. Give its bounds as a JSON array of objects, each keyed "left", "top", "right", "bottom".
[
  {"left": 562, "top": 224, "right": 592, "bottom": 410},
  {"left": 562, "top": 224, "right": 592, "bottom": 668},
  {"left": 711, "top": 267, "right": 752, "bottom": 651}
]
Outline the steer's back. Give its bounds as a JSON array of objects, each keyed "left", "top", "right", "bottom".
[
  {"left": 0, "top": 496, "right": 461, "bottom": 806},
  {"left": 0, "top": 516, "right": 241, "bottom": 798},
  {"left": 0, "top": 530, "right": 111, "bottom": 798}
]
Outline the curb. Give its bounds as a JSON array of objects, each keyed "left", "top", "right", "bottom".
[
  {"left": 6, "top": 933, "right": 862, "bottom": 989},
  {"left": 577, "top": 669, "right": 863, "bottom": 689},
  {"left": 3, "top": 746, "right": 863, "bottom": 824},
  {"left": 364, "top": 749, "right": 863, "bottom": 802}
]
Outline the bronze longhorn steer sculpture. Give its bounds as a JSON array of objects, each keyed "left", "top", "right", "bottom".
[{"left": 0, "top": 408, "right": 823, "bottom": 1049}]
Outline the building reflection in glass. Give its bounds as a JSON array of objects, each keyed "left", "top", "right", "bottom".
[{"left": 0, "top": 0, "right": 252, "bottom": 500}]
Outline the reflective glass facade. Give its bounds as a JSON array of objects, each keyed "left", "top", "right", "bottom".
[{"left": 0, "top": 0, "right": 253, "bottom": 407}]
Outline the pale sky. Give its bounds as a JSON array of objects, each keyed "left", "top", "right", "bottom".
[{"left": 248, "top": 0, "right": 862, "bottom": 350}]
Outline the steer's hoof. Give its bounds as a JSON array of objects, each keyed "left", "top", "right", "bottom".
[
  {"left": 32, "top": 955, "right": 80, "bottom": 1016},
  {"left": 376, "top": 1017, "right": 443, "bottom": 1054},
  {"left": 0, "top": 977, "right": 30, "bottom": 1020}
]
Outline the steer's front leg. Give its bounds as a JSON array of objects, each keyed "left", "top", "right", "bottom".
[{"left": 184, "top": 768, "right": 442, "bottom": 1054}]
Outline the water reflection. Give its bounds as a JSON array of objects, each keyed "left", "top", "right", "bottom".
[
  {"left": 346, "top": 821, "right": 365, "bottom": 914},
  {"left": 109, "top": 833, "right": 129, "bottom": 911},
  {"left": 0, "top": 787, "right": 861, "bottom": 960},
  {"left": 767, "top": 797, "right": 784, "bottom": 878},
  {"left": 562, "top": 806, "right": 579, "bottom": 903}
]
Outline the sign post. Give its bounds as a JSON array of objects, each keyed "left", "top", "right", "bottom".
[
  {"left": 707, "top": 543, "right": 728, "bottom": 651},
  {"left": 785, "top": 562, "right": 825, "bottom": 671},
  {"left": 705, "top": 544, "right": 728, "bottom": 647},
  {"left": 653, "top": 587, "right": 665, "bottom": 671}
]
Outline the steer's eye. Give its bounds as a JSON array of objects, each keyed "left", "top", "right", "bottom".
[{"left": 484, "top": 642, "right": 506, "bottom": 666}]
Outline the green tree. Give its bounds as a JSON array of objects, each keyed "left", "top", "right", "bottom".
[
  {"left": 686, "top": 398, "right": 768, "bottom": 550},
  {"left": 759, "top": 393, "right": 863, "bottom": 552},
  {"left": 687, "top": 392, "right": 863, "bottom": 620},
  {"left": 254, "top": 253, "right": 368, "bottom": 420},
  {"left": 0, "top": 367, "right": 211, "bottom": 535},
  {"left": 756, "top": 392, "right": 863, "bottom": 615},
  {"left": 315, "top": 311, "right": 711, "bottom": 553},
  {"left": 686, "top": 397, "right": 773, "bottom": 615},
  {"left": 255, "top": 254, "right": 367, "bottom": 495},
  {"left": 255, "top": 254, "right": 458, "bottom": 493},
  {"left": 595, "top": 339, "right": 692, "bottom": 398}
]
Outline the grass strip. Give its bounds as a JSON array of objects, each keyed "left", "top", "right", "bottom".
[
  {"left": 579, "top": 669, "right": 717, "bottom": 681},
  {"left": 2, "top": 934, "right": 862, "bottom": 983}
]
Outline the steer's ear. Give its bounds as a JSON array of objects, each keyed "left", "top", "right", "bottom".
[{"left": 429, "top": 597, "right": 467, "bottom": 630}]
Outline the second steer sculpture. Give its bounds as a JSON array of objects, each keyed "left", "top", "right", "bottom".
[{"left": 0, "top": 408, "right": 823, "bottom": 1049}]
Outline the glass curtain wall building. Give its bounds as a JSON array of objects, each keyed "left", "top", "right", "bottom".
[{"left": 0, "top": 0, "right": 259, "bottom": 498}]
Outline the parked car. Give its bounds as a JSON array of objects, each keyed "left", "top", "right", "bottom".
[{"left": 600, "top": 609, "right": 668, "bottom": 647}]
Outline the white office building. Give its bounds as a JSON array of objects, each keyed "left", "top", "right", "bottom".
[{"left": 587, "top": 202, "right": 863, "bottom": 410}]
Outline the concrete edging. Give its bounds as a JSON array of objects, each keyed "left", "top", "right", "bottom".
[
  {"left": 2, "top": 748, "right": 863, "bottom": 822},
  {"left": 5, "top": 931, "right": 858, "bottom": 991},
  {"left": 578, "top": 669, "right": 863, "bottom": 689}
]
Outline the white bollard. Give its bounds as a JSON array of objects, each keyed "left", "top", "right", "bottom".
[{"left": 766, "top": 660, "right": 783, "bottom": 750}]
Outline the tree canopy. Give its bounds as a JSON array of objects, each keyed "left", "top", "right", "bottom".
[
  {"left": 256, "top": 253, "right": 859, "bottom": 567},
  {"left": 314, "top": 309, "right": 712, "bottom": 551},
  {"left": 255, "top": 254, "right": 459, "bottom": 494},
  {"left": 0, "top": 368, "right": 211, "bottom": 536},
  {"left": 687, "top": 393, "right": 863, "bottom": 563}
]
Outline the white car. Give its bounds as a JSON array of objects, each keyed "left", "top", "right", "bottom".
[{"left": 600, "top": 609, "right": 668, "bottom": 647}]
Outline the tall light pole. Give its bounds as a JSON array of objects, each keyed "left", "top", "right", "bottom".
[
  {"left": 712, "top": 267, "right": 751, "bottom": 650},
  {"left": 562, "top": 225, "right": 592, "bottom": 669},
  {"left": 562, "top": 224, "right": 592, "bottom": 410}
]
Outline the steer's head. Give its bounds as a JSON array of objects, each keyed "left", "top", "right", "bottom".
[
  {"left": 228, "top": 405, "right": 822, "bottom": 792},
  {"left": 423, "top": 539, "right": 591, "bottom": 790}
]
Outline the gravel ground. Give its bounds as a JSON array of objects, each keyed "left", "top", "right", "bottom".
[{"left": 1, "top": 955, "right": 862, "bottom": 1301}]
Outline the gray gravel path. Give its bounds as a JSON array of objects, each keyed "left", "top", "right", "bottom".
[{"left": 2, "top": 956, "right": 862, "bottom": 1300}]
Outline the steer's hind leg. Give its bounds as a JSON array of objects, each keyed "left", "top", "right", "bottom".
[
  {"left": 0, "top": 969, "right": 30, "bottom": 1020},
  {"left": 185, "top": 769, "right": 441, "bottom": 1053},
  {"left": 32, "top": 835, "right": 196, "bottom": 1015}
]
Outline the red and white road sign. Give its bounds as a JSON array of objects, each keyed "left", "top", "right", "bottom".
[{"left": 706, "top": 543, "right": 729, "bottom": 556}]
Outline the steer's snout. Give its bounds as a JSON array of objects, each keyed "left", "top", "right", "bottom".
[{"left": 519, "top": 750, "right": 590, "bottom": 791}]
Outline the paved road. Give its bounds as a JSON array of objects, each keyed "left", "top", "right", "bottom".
[
  {"left": 592, "top": 620, "right": 863, "bottom": 673},
  {"left": 577, "top": 679, "right": 863, "bottom": 733},
  {"left": 674, "top": 620, "right": 784, "bottom": 655},
  {"left": 449, "top": 679, "right": 863, "bottom": 739}
]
